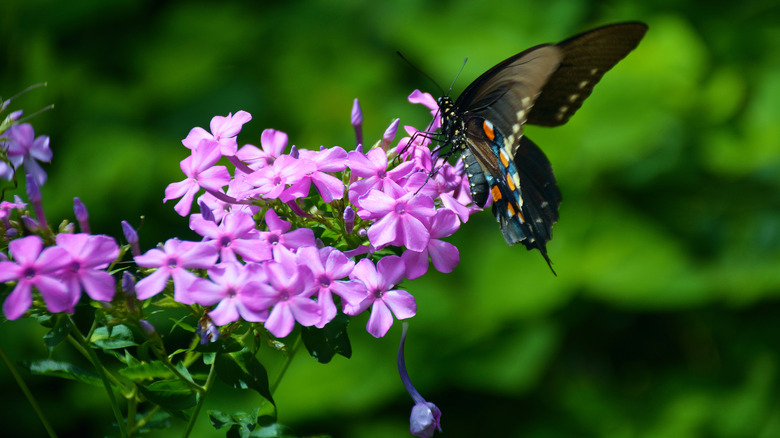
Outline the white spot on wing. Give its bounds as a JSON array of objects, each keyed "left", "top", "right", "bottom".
[{"left": 578, "top": 80, "right": 588, "bottom": 89}]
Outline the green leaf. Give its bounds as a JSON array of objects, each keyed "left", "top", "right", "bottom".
[
  {"left": 43, "top": 315, "right": 70, "bottom": 351},
  {"left": 118, "top": 360, "right": 174, "bottom": 381},
  {"left": 215, "top": 348, "right": 275, "bottom": 406},
  {"left": 301, "top": 313, "right": 352, "bottom": 363},
  {"left": 137, "top": 379, "right": 198, "bottom": 412},
  {"left": 24, "top": 360, "right": 102, "bottom": 387},
  {"left": 89, "top": 324, "right": 138, "bottom": 349},
  {"left": 209, "top": 409, "right": 257, "bottom": 430}
]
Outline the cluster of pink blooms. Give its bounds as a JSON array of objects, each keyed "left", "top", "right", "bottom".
[{"left": 1, "top": 90, "right": 478, "bottom": 339}]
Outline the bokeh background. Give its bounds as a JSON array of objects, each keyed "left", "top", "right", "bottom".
[{"left": 2, "top": 0, "right": 780, "bottom": 437}]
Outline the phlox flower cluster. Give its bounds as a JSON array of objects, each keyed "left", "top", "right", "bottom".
[
  {"left": 155, "top": 91, "right": 478, "bottom": 338},
  {"left": 0, "top": 90, "right": 478, "bottom": 340}
]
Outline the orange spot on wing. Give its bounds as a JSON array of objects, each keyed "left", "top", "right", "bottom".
[
  {"left": 506, "top": 173, "right": 516, "bottom": 191},
  {"left": 499, "top": 150, "right": 509, "bottom": 168},
  {"left": 482, "top": 120, "right": 495, "bottom": 140},
  {"left": 491, "top": 185, "right": 502, "bottom": 201}
]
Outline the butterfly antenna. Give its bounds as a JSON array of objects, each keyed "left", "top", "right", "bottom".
[
  {"left": 446, "top": 58, "right": 468, "bottom": 96},
  {"left": 397, "top": 51, "right": 445, "bottom": 96}
]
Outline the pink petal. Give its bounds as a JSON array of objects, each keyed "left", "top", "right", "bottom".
[
  {"left": 366, "top": 300, "right": 394, "bottom": 338},
  {"left": 265, "top": 303, "right": 296, "bottom": 338},
  {"left": 428, "top": 239, "right": 460, "bottom": 273},
  {"left": 383, "top": 289, "right": 417, "bottom": 320},
  {"left": 3, "top": 282, "right": 33, "bottom": 320}
]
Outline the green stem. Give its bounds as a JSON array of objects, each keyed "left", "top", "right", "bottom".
[
  {"left": 126, "top": 386, "right": 137, "bottom": 435},
  {"left": 128, "top": 405, "right": 161, "bottom": 436},
  {"left": 182, "top": 358, "right": 217, "bottom": 438},
  {"left": 0, "top": 345, "right": 58, "bottom": 438},
  {"left": 66, "top": 316, "right": 128, "bottom": 438},
  {"left": 269, "top": 333, "right": 301, "bottom": 395},
  {"left": 66, "top": 336, "right": 128, "bottom": 392}
]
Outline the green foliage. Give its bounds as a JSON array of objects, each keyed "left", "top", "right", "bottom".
[{"left": 2, "top": 0, "right": 780, "bottom": 437}]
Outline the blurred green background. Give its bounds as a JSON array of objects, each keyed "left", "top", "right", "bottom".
[{"left": 2, "top": 0, "right": 780, "bottom": 437}]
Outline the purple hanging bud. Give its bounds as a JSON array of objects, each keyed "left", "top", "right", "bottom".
[
  {"left": 9, "top": 109, "right": 23, "bottom": 121},
  {"left": 121, "top": 220, "right": 141, "bottom": 256},
  {"left": 25, "top": 174, "right": 47, "bottom": 231},
  {"left": 199, "top": 200, "right": 216, "bottom": 223},
  {"left": 381, "top": 118, "right": 400, "bottom": 150},
  {"left": 196, "top": 314, "right": 220, "bottom": 344},
  {"left": 73, "top": 197, "right": 90, "bottom": 233},
  {"left": 139, "top": 320, "right": 157, "bottom": 337},
  {"left": 343, "top": 206, "right": 355, "bottom": 234},
  {"left": 290, "top": 144, "right": 299, "bottom": 159},
  {"left": 21, "top": 215, "right": 39, "bottom": 232},
  {"left": 398, "top": 323, "right": 442, "bottom": 438},
  {"left": 351, "top": 98, "right": 363, "bottom": 147},
  {"left": 122, "top": 271, "right": 137, "bottom": 313}
]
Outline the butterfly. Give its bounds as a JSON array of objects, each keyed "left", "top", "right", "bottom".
[{"left": 437, "top": 22, "right": 648, "bottom": 273}]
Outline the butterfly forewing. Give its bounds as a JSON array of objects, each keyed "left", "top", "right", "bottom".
[
  {"left": 527, "top": 22, "right": 649, "bottom": 126},
  {"left": 456, "top": 45, "right": 563, "bottom": 144}
]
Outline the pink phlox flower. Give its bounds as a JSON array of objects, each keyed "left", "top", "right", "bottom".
[
  {"left": 357, "top": 188, "right": 436, "bottom": 251},
  {"left": 347, "top": 147, "right": 415, "bottom": 204},
  {"left": 408, "top": 89, "right": 442, "bottom": 132},
  {"left": 188, "top": 262, "right": 270, "bottom": 325},
  {"left": 401, "top": 209, "right": 461, "bottom": 280},
  {"left": 243, "top": 154, "right": 316, "bottom": 200},
  {"left": 1, "top": 123, "right": 52, "bottom": 186},
  {"left": 196, "top": 175, "right": 259, "bottom": 223},
  {"left": 296, "top": 246, "right": 365, "bottom": 328},
  {"left": 346, "top": 256, "right": 416, "bottom": 338},
  {"left": 287, "top": 146, "right": 348, "bottom": 203},
  {"left": 0, "top": 235, "right": 72, "bottom": 319},
  {"left": 236, "top": 129, "right": 289, "bottom": 170},
  {"left": 258, "top": 209, "right": 316, "bottom": 253},
  {"left": 55, "top": 233, "right": 120, "bottom": 307},
  {"left": 182, "top": 110, "right": 251, "bottom": 156},
  {"left": 0, "top": 195, "right": 26, "bottom": 221},
  {"left": 408, "top": 90, "right": 440, "bottom": 119},
  {"left": 257, "top": 246, "right": 321, "bottom": 338},
  {"left": 134, "top": 238, "right": 219, "bottom": 304},
  {"left": 391, "top": 125, "right": 434, "bottom": 167},
  {"left": 190, "top": 210, "right": 271, "bottom": 263},
  {"left": 164, "top": 139, "right": 232, "bottom": 216}
]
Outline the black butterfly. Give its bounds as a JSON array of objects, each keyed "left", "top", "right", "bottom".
[{"left": 438, "top": 22, "right": 648, "bottom": 273}]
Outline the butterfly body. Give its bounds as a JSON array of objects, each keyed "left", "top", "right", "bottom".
[{"left": 439, "top": 22, "right": 648, "bottom": 272}]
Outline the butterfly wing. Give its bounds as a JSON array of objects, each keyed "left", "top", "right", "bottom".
[
  {"left": 455, "top": 45, "right": 563, "bottom": 139},
  {"left": 527, "top": 22, "right": 649, "bottom": 126},
  {"left": 460, "top": 117, "right": 560, "bottom": 272}
]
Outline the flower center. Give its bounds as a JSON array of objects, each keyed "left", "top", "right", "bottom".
[
  {"left": 219, "top": 236, "right": 232, "bottom": 247},
  {"left": 395, "top": 203, "right": 406, "bottom": 215},
  {"left": 225, "top": 286, "right": 237, "bottom": 298},
  {"left": 372, "top": 288, "right": 384, "bottom": 299},
  {"left": 68, "top": 261, "right": 81, "bottom": 273},
  {"left": 318, "top": 276, "right": 331, "bottom": 288},
  {"left": 167, "top": 257, "right": 178, "bottom": 269},
  {"left": 22, "top": 266, "right": 36, "bottom": 279}
]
